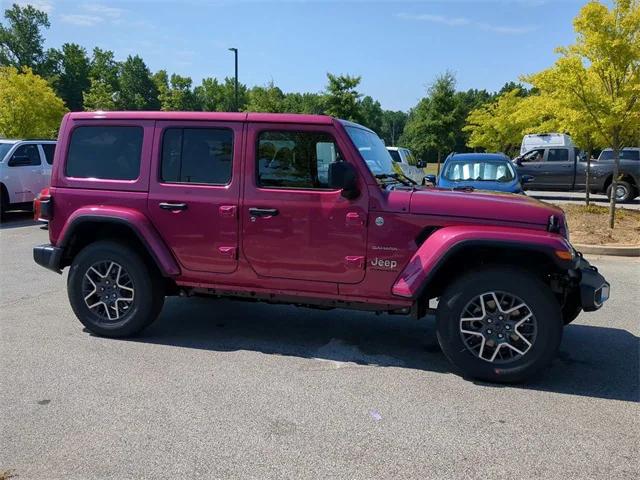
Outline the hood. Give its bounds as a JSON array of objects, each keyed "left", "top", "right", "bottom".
[{"left": 410, "top": 187, "right": 564, "bottom": 228}]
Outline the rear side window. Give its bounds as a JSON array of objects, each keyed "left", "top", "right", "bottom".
[
  {"left": 10, "top": 144, "right": 41, "bottom": 166},
  {"left": 257, "top": 131, "right": 340, "bottom": 189},
  {"left": 66, "top": 126, "right": 143, "bottom": 180},
  {"left": 161, "top": 128, "right": 233, "bottom": 185},
  {"left": 41, "top": 144, "right": 56, "bottom": 165},
  {"left": 547, "top": 148, "right": 569, "bottom": 162}
]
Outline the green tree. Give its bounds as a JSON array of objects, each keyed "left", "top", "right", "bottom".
[
  {"left": 89, "top": 47, "right": 119, "bottom": 90},
  {"left": 323, "top": 73, "right": 362, "bottom": 121},
  {"left": 83, "top": 48, "right": 120, "bottom": 111},
  {"left": 380, "top": 110, "right": 408, "bottom": 146},
  {"left": 525, "top": 0, "right": 640, "bottom": 228},
  {"left": 83, "top": 78, "right": 117, "bottom": 111},
  {"left": 159, "top": 73, "right": 197, "bottom": 111},
  {"left": 195, "top": 77, "right": 247, "bottom": 112},
  {"left": 246, "top": 81, "right": 286, "bottom": 112},
  {"left": 117, "top": 55, "right": 159, "bottom": 110},
  {"left": 359, "top": 96, "right": 383, "bottom": 134},
  {"left": 0, "top": 3, "right": 50, "bottom": 73},
  {"left": 0, "top": 66, "right": 67, "bottom": 138},
  {"left": 50, "top": 43, "right": 90, "bottom": 111},
  {"left": 282, "top": 92, "right": 325, "bottom": 114},
  {"left": 401, "top": 72, "right": 459, "bottom": 172}
]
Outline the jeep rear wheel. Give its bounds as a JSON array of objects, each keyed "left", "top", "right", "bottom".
[
  {"left": 436, "top": 267, "right": 562, "bottom": 383},
  {"left": 68, "top": 241, "right": 164, "bottom": 337}
]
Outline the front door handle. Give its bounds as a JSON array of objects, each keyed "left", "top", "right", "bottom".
[
  {"left": 249, "top": 207, "right": 279, "bottom": 218},
  {"left": 159, "top": 202, "right": 188, "bottom": 211}
]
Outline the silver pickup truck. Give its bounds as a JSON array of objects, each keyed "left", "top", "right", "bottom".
[{"left": 514, "top": 147, "right": 639, "bottom": 202}]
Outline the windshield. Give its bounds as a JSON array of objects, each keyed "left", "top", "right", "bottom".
[
  {"left": 345, "top": 126, "right": 395, "bottom": 176},
  {"left": 599, "top": 149, "right": 639, "bottom": 161},
  {"left": 0, "top": 143, "right": 15, "bottom": 160},
  {"left": 443, "top": 160, "right": 515, "bottom": 182}
]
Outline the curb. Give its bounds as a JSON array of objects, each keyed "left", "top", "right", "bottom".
[{"left": 574, "top": 243, "right": 640, "bottom": 257}]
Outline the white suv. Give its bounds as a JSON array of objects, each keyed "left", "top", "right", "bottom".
[
  {"left": 386, "top": 146, "right": 428, "bottom": 185},
  {"left": 0, "top": 139, "right": 56, "bottom": 220}
]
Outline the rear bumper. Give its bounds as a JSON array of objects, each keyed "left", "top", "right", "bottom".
[
  {"left": 574, "top": 254, "right": 609, "bottom": 312},
  {"left": 33, "top": 244, "right": 63, "bottom": 274}
]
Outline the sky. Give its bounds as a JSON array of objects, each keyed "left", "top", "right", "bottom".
[{"left": 5, "top": 0, "right": 589, "bottom": 111}]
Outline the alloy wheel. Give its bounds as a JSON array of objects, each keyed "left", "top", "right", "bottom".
[
  {"left": 459, "top": 291, "right": 537, "bottom": 363},
  {"left": 82, "top": 261, "right": 135, "bottom": 322}
]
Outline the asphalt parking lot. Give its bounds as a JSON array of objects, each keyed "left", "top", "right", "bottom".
[{"left": 1, "top": 212, "right": 638, "bottom": 480}]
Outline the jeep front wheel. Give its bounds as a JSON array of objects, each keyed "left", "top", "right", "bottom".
[
  {"left": 436, "top": 267, "right": 562, "bottom": 383},
  {"left": 68, "top": 241, "right": 164, "bottom": 337}
]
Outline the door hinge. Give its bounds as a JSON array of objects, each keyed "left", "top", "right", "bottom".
[
  {"left": 218, "top": 246, "right": 237, "bottom": 258},
  {"left": 345, "top": 255, "right": 365, "bottom": 269},
  {"left": 345, "top": 211, "right": 365, "bottom": 227},
  {"left": 219, "top": 205, "right": 237, "bottom": 218}
]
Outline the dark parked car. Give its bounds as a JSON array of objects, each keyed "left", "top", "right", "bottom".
[
  {"left": 426, "top": 153, "right": 533, "bottom": 194},
  {"left": 514, "top": 146, "right": 640, "bottom": 202}
]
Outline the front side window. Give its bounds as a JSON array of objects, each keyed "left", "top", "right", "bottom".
[
  {"left": 10, "top": 144, "right": 41, "bottom": 166},
  {"left": 66, "top": 126, "right": 143, "bottom": 180},
  {"left": 521, "top": 148, "right": 545, "bottom": 163},
  {"left": 388, "top": 150, "right": 401, "bottom": 163},
  {"left": 404, "top": 149, "right": 417, "bottom": 166},
  {"left": 0, "top": 143, "right": 15, "bottom": 161},
  {"left": 547, "top": 148, "right": 569, "bottom": 162},
  {"left": 41, "top": 144, "right": 56, "bottom": 165},
  {"left": 257, "top": 131, "right": 339, "bottom": 189},
  {"left": 161, "top": 128, "right": 233, "bottom": 184},
  {"left": 443, "top": 161, "right": 515, "bottom": 182}
]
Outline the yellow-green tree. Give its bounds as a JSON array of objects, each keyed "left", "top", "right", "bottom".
[
  {"left": 464, "top": 90, "right": 558, "bottom": 156},
  {"left": 525, "top": 0, "right": 640, "bottom": 228},
  {"left": 0, "top": 66, "right": 67, "bottom": 138}
]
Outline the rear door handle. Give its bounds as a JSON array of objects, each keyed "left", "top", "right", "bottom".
[
  {"left": 159, "top": 202, "right": 188, "bottom": 211},
  {"left": 249, "top": 207, "right": 279, "bottom": 217}
]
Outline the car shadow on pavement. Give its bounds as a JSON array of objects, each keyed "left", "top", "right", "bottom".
[
  {"left": 135, "top": 297, "right": 639, "bottom": 402},
  {"left": 0, "top": 211, "right": 38, "bottom": 229}
]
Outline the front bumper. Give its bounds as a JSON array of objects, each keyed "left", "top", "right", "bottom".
[
  {"left": 33, "top": 244, "right": 63, "bottom": 274},
  {"left": 573, "top": 254, "right": 609, "bottom": 311}
]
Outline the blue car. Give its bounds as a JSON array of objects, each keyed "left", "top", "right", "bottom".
[{"left": 425, "top": 153, "right": 533, "bottom": 193}]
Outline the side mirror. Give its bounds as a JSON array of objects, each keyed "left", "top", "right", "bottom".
[
  {"left": 514, "top": 156, "right": 523, "bottom": 166},
  {"left": 521, "top": 174, "right": 535, "bottom": 184},
  {"left": 417, "top": 159, "right": 427, "bottom": 168},
  {"left": 8, "top": 155, "right": 32, "bottom": 167},
  {"left": 328, "top": 161, "right": 359, "bottom": 199},
  {"left": 424, "top": 174, "right": 437, "bottom": 185}
]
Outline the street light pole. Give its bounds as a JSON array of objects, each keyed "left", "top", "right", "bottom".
[{"left": 228, "top": 47, "right": 238, "bottom": 112}]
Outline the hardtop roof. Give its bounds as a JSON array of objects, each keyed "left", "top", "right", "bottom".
[{"left": 66, "top": 111, "right": 336, "bottom": 125}]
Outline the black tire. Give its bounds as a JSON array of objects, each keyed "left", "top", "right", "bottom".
[
  {"left": 68, "top": 240, "right": 164, "bottom": 337},
  {"left": 436, "top": 267, "right": 563, "bottom": 383},
  {"left": 606, "top": 181, "right": 633, "bottom": 203}
]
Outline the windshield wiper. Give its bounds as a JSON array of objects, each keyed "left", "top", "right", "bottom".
[{"left": 375, "top": 173, "right": 415, "bottom": 187}]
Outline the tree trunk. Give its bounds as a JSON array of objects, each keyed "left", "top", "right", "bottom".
[
  {"left": 437, "top": 151, "right": 441, "bottom": 175},
  {"left": 585, "top": 148, "right": 592, "bottom": 206},
  {"left": 608, "top": 134, "right": 621, "bottom": 229}
]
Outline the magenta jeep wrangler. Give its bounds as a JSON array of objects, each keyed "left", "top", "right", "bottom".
[{"left": 33, "top": 112, "right": 609, "bottom": 382}]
